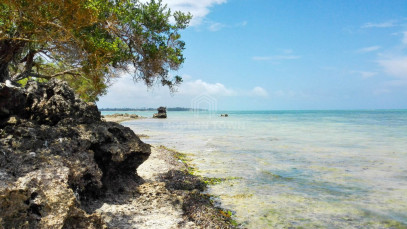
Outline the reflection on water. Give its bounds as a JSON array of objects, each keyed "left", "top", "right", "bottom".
[{"left": 112, "top": 110, "right": 407, "bottom": 228}]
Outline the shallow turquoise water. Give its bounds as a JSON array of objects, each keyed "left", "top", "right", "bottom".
[{"left": 103, "top": 110, "right": 407, "bottom": 228}]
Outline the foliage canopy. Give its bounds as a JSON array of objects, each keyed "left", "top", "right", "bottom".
[{"left": 0, "top": 0, "right": 191, "bottom": 101}]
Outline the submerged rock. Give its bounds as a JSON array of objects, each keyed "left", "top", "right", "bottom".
[
  {"left": 0, "top": 79, "right": 151, "bottom": 228},
  {"left": 153, "top": 106, "right": 167, "bottom": 119}
]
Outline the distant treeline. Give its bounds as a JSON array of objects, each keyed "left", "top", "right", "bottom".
[{"left": 99, "top": 107, "right": 207, "bottom": 111}]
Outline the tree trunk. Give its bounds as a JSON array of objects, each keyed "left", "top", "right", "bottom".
[
  {"left": 0, "top": 39, "right": 25, "bottom": 83},
  {"left": 0, "top": 62, "right": 9, "bottom": 83}
]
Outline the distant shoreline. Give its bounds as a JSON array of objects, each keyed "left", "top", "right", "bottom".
[{"left": 99, "top": 107, "right": 208, "bottom": 112}]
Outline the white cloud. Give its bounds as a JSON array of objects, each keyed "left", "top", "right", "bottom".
[
  {"left": 403, "top": 31, "right": 407, "bottom": 45},
  {"left": 362, "top": 21, "right": 395, "bottom": 28},
  {"left": 252, "top": 55, "right": 301, "bottom": 61},
  {"left": 370, "top": 29, "right": 407, "bottom": 89},
  {"left": 360, "top": 71, "right": 377, "bottom": 79},
  {"left": 208, "top": 22, "right": 225, "bottom": 31},
  {"left": 160, "top": 0, "right": 227, "bottom": 25},
  {"left": 351, "top": 71, "right": 378, "bottom": 79},
  {"left": 383, "top": 80, "right": 407, "bottom": 87},
  {"left": 282, "top": 49, "right": 293, "bottom": 54},
  {"left": 378, "top": 57, "right": 407, "bottom": 79},
  {"left": 236, "top": 21, "right": 248, "bottom": 27},
  {"left": 179, "top": 79, "right": 236, "bottom": 96},
  {"left": 373, "top": 88, "right": 391, "bottom": 95},
  {"left": 97, "top": 76, "right": 236, "bottom": 108},
  {"left": 251, "top": 87, "right": 268, "bottom": 97},
  {"left": 272, "top": 90, "right": 308, "bottom": 98},
  {"left": 97, "top": 74, "right": 165, "bottom": 108},
  {"left": 207, "top": 20, "right": 247, "bottom": 32},
  {"left": 356, "top": 46, "right": 381, "bottom": 53}
]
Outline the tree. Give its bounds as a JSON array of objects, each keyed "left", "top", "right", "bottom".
[{"left": 0, "top": 0, "right": 191, "bottom": 101}]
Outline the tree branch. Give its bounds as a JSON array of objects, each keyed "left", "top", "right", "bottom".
[
  {"left": 0, "top": 37, "right": 40, "bottom": 43},
  {"left": 49, "top": 69, "right": 81, "bottom": 77},
  {"left": 11, "top": 68, "right": 80, "bottom": 82}
]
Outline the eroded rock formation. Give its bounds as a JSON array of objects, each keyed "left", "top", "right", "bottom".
[
  {"left": 0, "top": 79, "right": 150, "bottom": 228},
  {"left": 153, "top": 106, "right": 167, "bottom": 119}
]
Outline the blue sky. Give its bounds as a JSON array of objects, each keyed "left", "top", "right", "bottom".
[{"left": 97, "top": 0, "right": 407, "bottom": 110}]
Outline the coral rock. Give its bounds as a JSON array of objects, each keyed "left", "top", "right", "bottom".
[{"left": 0, "top": 79, "right": 151, "bottom": 228}]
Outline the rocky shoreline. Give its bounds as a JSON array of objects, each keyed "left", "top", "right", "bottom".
[
  {"left": 95, "top": 145, "right": 237, "bottom": 228},
  {"left": 0, "top": 80, "right": 236, "bottom": 228}
]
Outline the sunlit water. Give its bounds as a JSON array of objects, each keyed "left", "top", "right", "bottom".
[{"left": 102, "top": 110, "right": 407, "bottom": 228}]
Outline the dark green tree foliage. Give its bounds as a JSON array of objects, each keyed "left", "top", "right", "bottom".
[{"left": 0, "top": 0, "right": 191, "bottom": 101}]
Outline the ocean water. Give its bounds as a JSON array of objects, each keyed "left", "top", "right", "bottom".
[{"left": 103, "top": 110, "right": 407, "bottom": 228}]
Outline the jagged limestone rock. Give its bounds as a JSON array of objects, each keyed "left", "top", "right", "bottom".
[{"left": 0, "top": 79, "right": 151, "bottom": 228}]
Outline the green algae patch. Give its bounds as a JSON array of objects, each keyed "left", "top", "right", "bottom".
[
  {"left": 219, "top": 209, "right": 239, "bottom": 227},
  {"left": 182, "top": 191, "right": 239, "bottom": 228},
  {"left": 381, "top": 220, "right": 407, "bottom": 229},
  {"left": 157, "top": 145, "right": 241, "bottom": 228},
  {"left": 159, "top": 145, "right": 193, "bottom": 164},
  {"left": 159, "top": 145, "right": 197, "bottom": 174},
  {"left": 204, "top": 177, "right": 223, "bottom": 185},
  {"left": 159, "top": 145, "right": 242, "bottom": 183},
  {"left": 204, "top": 177, "right": 242, "bottom": 186},
  {"left": 260, "top": 170, "right": 294, "bottom": 181},
  {"left": 230, "top": 193, "right": 254, "bottom": 199}
]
